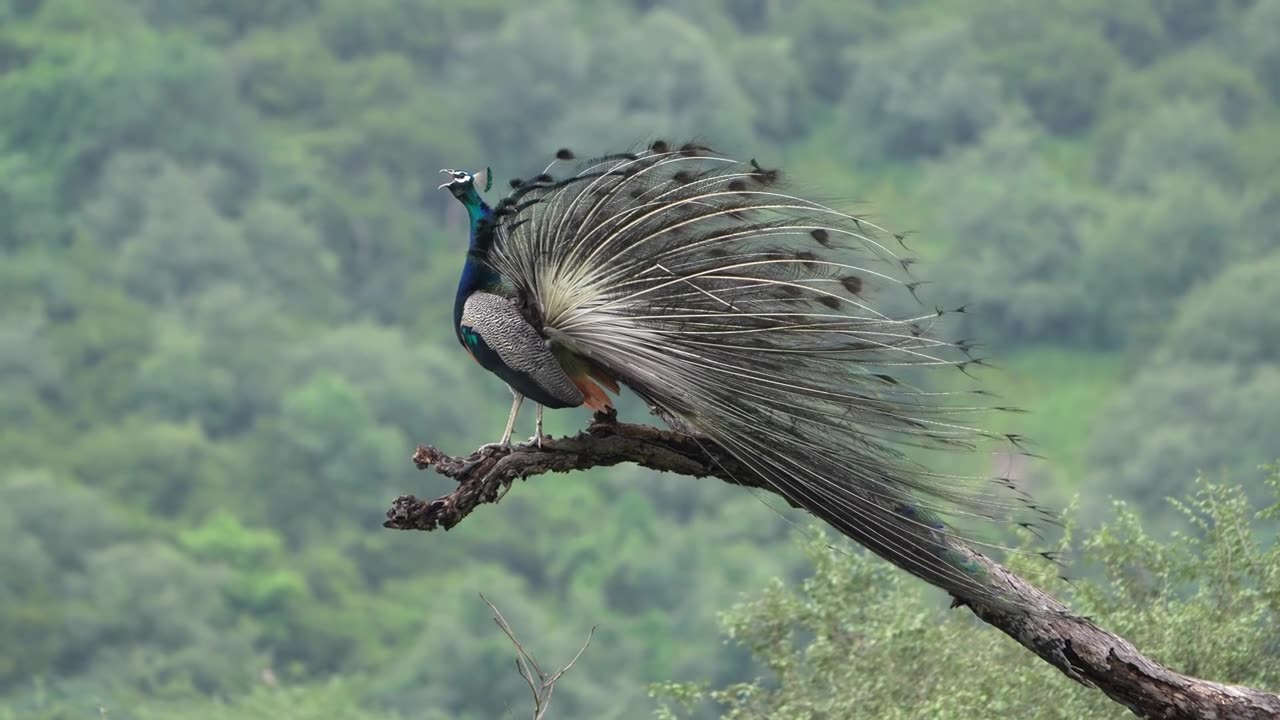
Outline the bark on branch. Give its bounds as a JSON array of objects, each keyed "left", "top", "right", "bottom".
[{"left": 384, "top": 411, "right": 1280, "bottom": 720}]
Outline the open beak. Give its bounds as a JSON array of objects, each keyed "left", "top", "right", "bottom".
[{"left": 437, "top": 168, "right": 454, "bottom": 190}]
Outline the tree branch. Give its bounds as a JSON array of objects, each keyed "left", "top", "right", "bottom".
[{"left": 385, "top": 411, "right": 1280, "bottom": 720}]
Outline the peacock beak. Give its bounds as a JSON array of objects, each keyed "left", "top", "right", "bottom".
[{"left": 437, "top": 169, "right": 454, "bottom": 190}]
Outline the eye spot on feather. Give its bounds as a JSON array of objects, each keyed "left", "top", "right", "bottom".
[
  {"left": 535, "top": 173, "right": 553, "bottom": 183},
  {"left": 840, "top": 275, "right": 863, "bottom": 295},
  {"left": 555, "top": 148, "right": 575, "bottom": 160},
  {"left": 795, "top": 250, "right": 818, "bottom": 269},
  {"left": 509, "top": 178, "right": 524, "bottom": 189},
  {"left": 650, "top": 139, "right": 669, "bottom": 153},
  {"left": 816, "top": 295, "right": 841, "bottom": 309},
  {"left": 749, "top": 158, "right": 780, "bottom": 184},
  {"left": 810, "top": 228, "right": 832, "bottom": 247},
  {"left": 672, "top": 170, "right": 696, "bottom": 184},
  {"left": 680, "top": 142, "right": 709, "bottom": 156},
  {"left": 727, "top": 179, "right": 748, "bottom": 192}
]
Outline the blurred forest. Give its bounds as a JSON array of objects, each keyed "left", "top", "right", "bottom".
[{"left": 1, "top": 0, "right": 1278, "bottom": 718}]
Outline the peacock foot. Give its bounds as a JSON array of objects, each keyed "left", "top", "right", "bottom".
[
  {"left": 475, "top": 440, "right": 512, "bottom": 458},
  {"left": 521, "top": 434, "right": 549, "bottom": 449}
]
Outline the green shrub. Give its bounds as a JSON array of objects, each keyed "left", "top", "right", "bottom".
[{"left": 654, "top": 468, "right": 1280, "bottom": 719}]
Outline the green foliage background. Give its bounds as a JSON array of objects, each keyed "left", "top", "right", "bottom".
[{"left": 1, "top": 1, "right": 1278, "bottom": 717}]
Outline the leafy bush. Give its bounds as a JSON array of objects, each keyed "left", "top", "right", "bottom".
[
  {"left": 654, "top": 469, "right": 1280, "bottom": 719},
  {"left": 843, "top": 24, "right": 1003, "bottom": 161},
  {"left": 0, "top": 143, "right": 58, "bottom": 250},
  {"left": 544, "top": 9, "right": 757, "bottom": 156},
  {"left": 927, "top": 123, "right": 1097, "bottom": 344},
  {"left": 776, "top": 0, "right": 890, "bottom": 101},
  {"left": 1102, "top": 101, "right": 1242, "bottom": 192},
  {"left": 1239, "top": 0, "right": 1280, "bottom": 102},
  {"left": 1159, "top": 252, "right": 1280, "bottom": 368},
  {"left": 65, "top": 542, "right": 263, "bottom": 696},
  {"left": 1074, "top": 0, "right": 1167, "bottom": 66},
  {"left": 0, "top": 6, "right": 255, "bottom": 202},
  {"left": 1105, "top": 49, "right": 1265, "bottom": 128},
  {"left": 1152, "top": 0, "right": 1230, "bottom": 46},
  {"left": 973, "top": 3, "right": 1120, "bottom": 134},
  {"left": 0, "top": 471, "right": 267, "bottom": 697},
  {"left": 316, "top": 0, "right": 505, "bottom": 66},
  {"left": 1084, "top": 175, "right": 1244, "bottom": 346},
  {"left": 1087, "top": 363, "right": 1280, "bottom": 518}
]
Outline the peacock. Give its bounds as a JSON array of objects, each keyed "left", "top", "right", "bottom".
[{"left": 440, "top": 141, "right": 1050, "bottom": 604}]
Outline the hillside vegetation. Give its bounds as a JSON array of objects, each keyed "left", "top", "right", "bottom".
[{"left": 2, "top": 1, "right": 1278, "bottom": 718}]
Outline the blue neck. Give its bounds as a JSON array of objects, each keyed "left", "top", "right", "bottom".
[
  {"left": 453, "top": 185, "right": 499, "bottom": 330},
  {"left": 455, "top": 182, "right": 491, "bottom": 234}
]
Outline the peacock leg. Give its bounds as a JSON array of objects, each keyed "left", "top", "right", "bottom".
[
  {"left": 480, "top": 391, "right": 524, "bottom": 455},
  {"left": 534, "top": 404, "right": 544, "bottom": 448},
  {"left": 499, "top": 391, "right": 524, "bottom": 447},
  {"left": 521, "top": 404, "right": 546, "bottom": 449}
]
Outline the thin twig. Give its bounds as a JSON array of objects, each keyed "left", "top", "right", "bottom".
[{"left": 480, "top": 593, "right": 598, "bottom": 720}]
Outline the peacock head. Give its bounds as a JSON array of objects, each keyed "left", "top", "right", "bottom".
[{"left": 438, "top": 168, "right": 492, "bottom": 203}]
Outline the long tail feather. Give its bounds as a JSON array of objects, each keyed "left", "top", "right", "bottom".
[{"left": 483, "top": 141, "right": 1050, "bottom": 603}]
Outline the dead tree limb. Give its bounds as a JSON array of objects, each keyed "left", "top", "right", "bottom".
[
  {"left": 480, "top": 593, "right": 596, "bottom": 720},
  {"left": 385, "top": 411, "right": 1280, "bottom": 720}
]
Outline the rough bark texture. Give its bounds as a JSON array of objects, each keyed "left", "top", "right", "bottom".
[{"left": 384, "top": 411, "right": 1280, "bottom": 720}]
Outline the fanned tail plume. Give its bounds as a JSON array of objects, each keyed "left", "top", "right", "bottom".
[{"left": 481, "top": 141, "right": 1051, "bottom": 603}]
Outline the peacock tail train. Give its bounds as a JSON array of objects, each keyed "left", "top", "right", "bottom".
[{"left": 446, "top": 141, "right": 1054, "bottom": 605}]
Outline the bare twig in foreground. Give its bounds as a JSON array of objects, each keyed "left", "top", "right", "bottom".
[{"left": 480, "top": 593, "right": 597, "bottom": 720}]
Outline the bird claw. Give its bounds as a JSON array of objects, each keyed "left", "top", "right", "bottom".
[
  {"left": 519, "top": 434, "right": 548, "bottom": 449},
  {"left": 476, "top": 441, "right": 511, "bottom": 458}
]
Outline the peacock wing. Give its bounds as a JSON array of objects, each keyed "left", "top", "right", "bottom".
[{"left": 459, "top": 292, "right": 584, "bottom": 409}]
